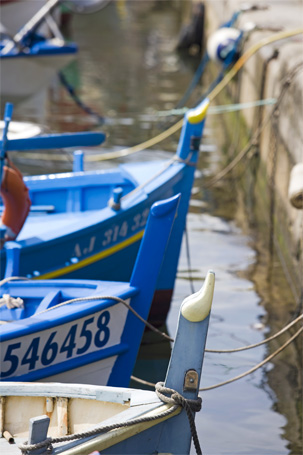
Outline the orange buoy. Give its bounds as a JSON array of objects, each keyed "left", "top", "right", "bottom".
[{"left": 0, "top": 164, "right": 31, "bottom": 246}]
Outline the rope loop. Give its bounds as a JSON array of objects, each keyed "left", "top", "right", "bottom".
[
  {"left": 173, "top": 152, "right": 197, "bottom": 167},
  {"left": 155, "top": 382, "right": 203, "bottom": 455},
  {"left": 155, "top": 382, "right": 202, "bottom": 413},
  {"left": 20, "top": 437, "right": 53, "bottom": 454}
]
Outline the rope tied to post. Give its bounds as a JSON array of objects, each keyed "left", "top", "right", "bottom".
[
  {"left": 155, "top": 382, "right": 203, "bottom": 455},
  {"left": 19, "top": 383, "right": 203, "bottom": 454}
]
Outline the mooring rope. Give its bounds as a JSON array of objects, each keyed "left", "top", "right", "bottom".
[
  {"left": 204, "top": 62, "right": 303, "bottom": 188},
  {"left": 199, "top": 325, "right": 303, "bottom": 391},
  {"left": 58, "top": 71, "right": 106, "bottom": 126},
  {"left": 1, "top": 277, "right": 302, "bottom": 352},
  {"left": 2, "top": 280, "right": 302, "bottom": 397},
  {"left": 17, "top": 29, "right": 303, "bottom": 163},
  {"left": 175, "top": 52, "right": 210, "bottom": 110},
  {"left": 0, "top": 276, "right": 29, "bottom": 286},
  {"left": 206, "top": 314, "right": 303, "bottom": 353},
  {"left": 34, "top": 294, "right": 174, "bottom": 341},
  {"left": 18, "top": 382, "right": 202, "bottom": 455},
  {"left": 184, "top": 224, "right": 195, "bottom": 294},
  {"left": 18, "top": 402, "right": 178, "bottom": 454},
  {"left": 155, "top": 382, "right": 202, "bottom": 455},
  {"left": 156, "top": 98, "right": 277, "bottom": 118},
  {"left": 131, "top": 322, "right": 303, "bottom": 391},
  {"left": 82, "top": 28, "right": 303, "bottom": 162}
]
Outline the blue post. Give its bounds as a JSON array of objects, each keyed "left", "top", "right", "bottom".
[
  {"left": 4, "top": 241, "right": 22, "bottom": 278},
  {"left": 0, "top": 103, "right": 14, "bottom": 184},
  {"left": 108, "top": 187, "right": 123, "bottom": 211},
  {"left": 155, "top": 99, "right": 209, "bottom": 300},
  {"left": 73, "top": 150, "right": 84, "bottom": 172}
]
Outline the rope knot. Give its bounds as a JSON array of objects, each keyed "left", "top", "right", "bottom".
[
  {"left": 155, "top": 382, "right": 202, "bottom": 413},
  {"left": 19, "top": 437, "right": 53, "bottom": 454},
  {"left": 155, "top": 382, "right": 202, "bottom": 454}
]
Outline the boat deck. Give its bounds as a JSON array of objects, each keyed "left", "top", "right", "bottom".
[
  {"left": 0, "top": 382, "right": 163, "bottom": 454},
  {"left": 18, "top": 209, "right": 105, "bottom": 243}
]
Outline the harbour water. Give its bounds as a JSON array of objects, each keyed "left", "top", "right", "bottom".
[{"left": 9, "top": 1, "right": 302, "bottom": 454}]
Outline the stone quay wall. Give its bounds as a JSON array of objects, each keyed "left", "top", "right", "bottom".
[{"left": 201, "top": 0, "right": 303, "bottom": 297}]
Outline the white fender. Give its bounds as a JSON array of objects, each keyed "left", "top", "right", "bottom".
[{"left": 207, "top": 27, "right": 241, "bottom": 64}]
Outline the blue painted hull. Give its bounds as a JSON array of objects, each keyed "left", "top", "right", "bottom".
[
  {"left": 0, "top": 194, "right": 180, "bottom": 385},
  {"left": 0, "top": 280, "right": 138, "bottom": 385},
  {"left": 1, "top": 163, "right": 192, "bottom": 323},
  {"left": 0, "top": 99, "right": 209, "bottom": 324}
]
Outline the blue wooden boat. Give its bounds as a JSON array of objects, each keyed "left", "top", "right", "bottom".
[
  {"left": 0, "top": 98, "right": 209, "bottom": 324},
  {"left": 0, "top": 270, "right": 215, "bottom": 455},
  {"left": 0, "top": 194, "right": 180, "bottom": 386},
  {"left": 0, "top": 0, "right": 78, "bottom": 100}
]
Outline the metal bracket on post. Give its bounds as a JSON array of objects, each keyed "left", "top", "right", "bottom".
[
  {"left": 190, "top": 136, "right": 201, "bottom": 151},
  {"left": 183, "top": 369, "right": 199, "bottom": 392}
]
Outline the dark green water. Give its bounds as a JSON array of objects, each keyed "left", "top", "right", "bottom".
[{"left": 9, "top": 1, "right": 302, "bottom": 454}]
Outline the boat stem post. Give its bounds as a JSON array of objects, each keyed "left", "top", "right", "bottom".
[
  {"left": 156, "top": 271, "right": 214, "bottom": 454},
  {"left": 108, "top": 194, "right": 180, "bottom": 386},
  {"left": 129, "top": 194, "right": 180, "bottom": 292},
  {"left": 164, "top": 271, "right": 214, "bottom": 395},
  {"left": 176, "top": 98, "right": 209, "bottom": 163}
]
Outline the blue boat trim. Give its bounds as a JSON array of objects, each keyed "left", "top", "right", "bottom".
[
  {"left": 0, "top": 44, "right": 78, "bottom": 58},
  {"left": 4, "top": 342, "right": 129, "bottom": 383},
  {"left": 0, "top": 132, "right": 106, "bottom": 151},
  {"left": 0, "top": 285, "right": 137, "bottom": 341}
]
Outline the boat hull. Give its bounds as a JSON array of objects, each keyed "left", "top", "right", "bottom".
[
  {"left": 0, "top": 287, "right": 131, "bottom": 384},
  {"left": 0, "top": 53, "right": 76, "bottom": 100},
  {"left": 1, "top": 161, "right": 194, "bottom": 323},
  {"left": 0, "top": 98, "right": 209, "bottom": 325},
  {"left": 0, "top": 271, "right": 214, "bottom": 454},
  {"left": 0, "top": 194, "right": 181, "bottom": 385}
]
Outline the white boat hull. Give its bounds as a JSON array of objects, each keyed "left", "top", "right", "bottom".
[
  {"left": 0, "top": 301, "right": 128, "bottom": 383},
  {"left": 0, "top": 53, "right": 75, "bottom": 99},
  {"left": 43, "top": 355, "right": 118, "bottom": 386}
]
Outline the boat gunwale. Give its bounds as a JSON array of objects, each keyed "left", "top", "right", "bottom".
[
  {"left": 0, "top": 283, "right": 137, "bottom": 340},
  {"left": 0, "top": 381, "right": 159, "bottom": 405}
]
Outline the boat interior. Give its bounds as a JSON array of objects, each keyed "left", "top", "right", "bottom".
[{"left": 0, "top": 280, "right": 130, "bottom": 323}]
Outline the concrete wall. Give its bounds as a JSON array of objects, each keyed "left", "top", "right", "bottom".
[{"left": 202, "top": 0, "right": 303, "bottom": 295}]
